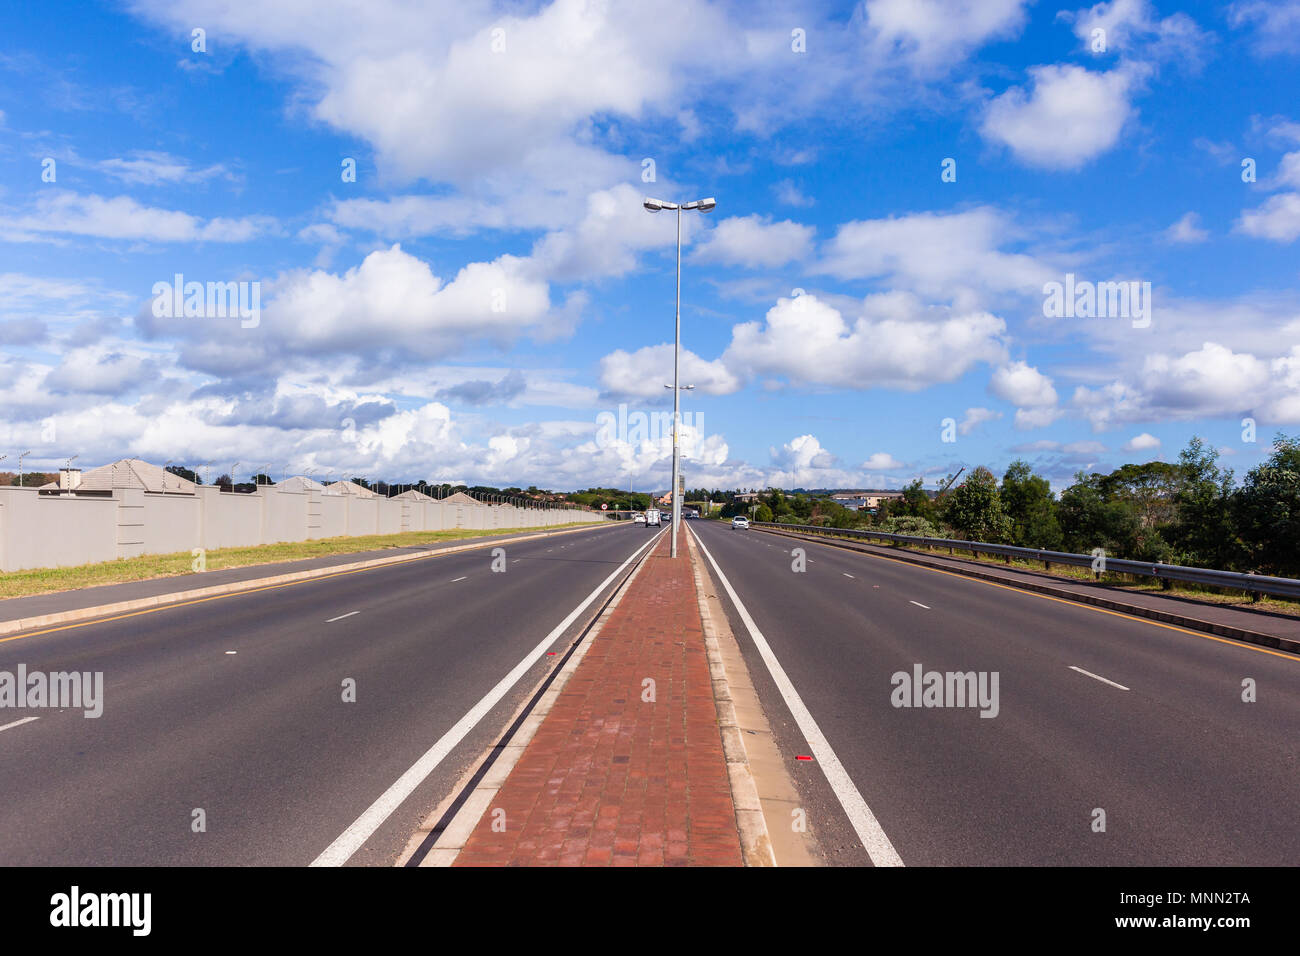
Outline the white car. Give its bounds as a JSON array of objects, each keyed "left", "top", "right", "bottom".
[
  {"left": 633, "top": 513, "right": 646, "bottom": 524},
  {"left": 731, "top": 516, "right": 749, "bottom": 529}
]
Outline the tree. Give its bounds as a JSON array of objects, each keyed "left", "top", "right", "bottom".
[
  {"left": 941, "top": 467, "right": 1010, "bottom": 541},
  {"left": 1170, "top": 437, "right": 1235, "bottom": 568},
  {"left": 1233, "top": 434, "right": 1300, "bottom": 577},
  {"left": 896, "top": 478, "right": 937, "bottom": 523},
  {"left": 166, "top": 465, "right": 201, "bottom": 485},
  {"left": 1057, "top": 472, "right": 1141, "bottom": 557},
  {"left": 1000, "top": 460, "right": 1062, "bottom": 549},
  {"left": 215, "top": 473, "right": 233, "bottom": 491}
]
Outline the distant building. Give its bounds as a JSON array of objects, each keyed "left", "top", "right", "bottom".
[{"left": 828, "top": 490, "right": 905, "bottom": 511}]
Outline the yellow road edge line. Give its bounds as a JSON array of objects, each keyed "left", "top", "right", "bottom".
[
  {"left": 0, "top": 524, "right": 611, "bottom": 645},
  {"left": 762, "top": 529, "right": 1300, "bottom": 663}
]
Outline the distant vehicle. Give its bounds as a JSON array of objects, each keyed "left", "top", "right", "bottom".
[
  {"left": 645, "top": 509, "right": 662, "bottom": 526},
  {"left": 731, "top": 516, "right": 749, "bottom": 529},
  {"left": 684, "top": 508, "right": 699, "bottom": 519},
  {"left": 633, "top": 513, "right": 646, "bottom": 524}
]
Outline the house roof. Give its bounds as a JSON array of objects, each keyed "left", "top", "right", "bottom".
[
  {"left": 392, "top": 489, "right": 434, "bottom": 500},
  {"left": 441, "top": 491, "right": 480, "bottom": 506},
  {"left": 276, "top": 475, "right": 325, "bottom": 492},
  {"left": 39, "top": 458, "right": 196, "bottom": 494},
  {"left": 323, "top": 480, "right": 378, "bottom": 498}
]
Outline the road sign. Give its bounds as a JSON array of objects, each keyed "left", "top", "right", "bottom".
[{"left": 600, "top": 503, "right": 608, "bottom": 510}]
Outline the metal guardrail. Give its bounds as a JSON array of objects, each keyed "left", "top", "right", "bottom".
[{"left": 750, "top": 522, "right": 1300, "bottom": 600}]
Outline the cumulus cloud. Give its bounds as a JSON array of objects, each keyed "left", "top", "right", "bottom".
[
  {"left": 1122, "top": 432, "right": 1160, "bottom": 451},
  {"left": 691, "top": 215, "right": 814, "bottom": 269},
  {"left": 981, "top": 64, "right": 1135, "bottom": 169},
  {"left": 1236, "top": 192, "right": 1300, "bottom": 242},
  {"left": 990, "top": 361, "right": 1058, "bottom": 407},
  {"left": 598, "top": 344, "right": 741, "bottom": 400},
  {"left": 724, "top": 292, "right": 1007, "bottom": 391},
  {"left": 815, "top": 207, "right": 1053, "bottom": 300},
  {"left": 1070, "top": 341, "right": 1300, "bottom": 429}
]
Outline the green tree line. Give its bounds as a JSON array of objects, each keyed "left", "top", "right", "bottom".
[{"left": 717, "top": 434, "right": 1300, "bottom": 577}]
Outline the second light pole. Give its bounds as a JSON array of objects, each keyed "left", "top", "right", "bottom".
[{"left": 643, "top": 194, "right": 715, "bottom": 556}]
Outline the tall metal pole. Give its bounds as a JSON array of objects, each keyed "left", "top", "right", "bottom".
[{"left": 671, "top": 204, "right": 682, "bottom": 557}]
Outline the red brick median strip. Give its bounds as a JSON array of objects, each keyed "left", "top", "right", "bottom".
[{"left": 454, "top": 528, "right": 744, "bottom": 867}]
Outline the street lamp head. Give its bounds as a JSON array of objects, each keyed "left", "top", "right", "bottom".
[
  {"left": 643, "top": 198, "right": 665, "bottom": 212},
  {"left": 693, "top": 197, "right": 717, "bottom": 212}
]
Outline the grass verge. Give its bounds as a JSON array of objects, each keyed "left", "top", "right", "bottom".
[{"left": 0, "top": 522, "right": 601, "bottom": 600}]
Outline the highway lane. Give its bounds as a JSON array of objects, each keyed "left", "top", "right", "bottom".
[
  {"left": 0, "top": 521, "right": 656, "bottom": 865},
  {"left": 691, "top": 519, "right": 1300, "bottom": 866}
]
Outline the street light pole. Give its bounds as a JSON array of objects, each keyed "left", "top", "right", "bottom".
[{"left": 644, "top": 195, "right": 715, "bottom": 557}]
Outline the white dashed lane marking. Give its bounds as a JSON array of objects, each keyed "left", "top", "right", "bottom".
[{"left": 1069, "top": 665, "right": 1130, "bottom": 691}]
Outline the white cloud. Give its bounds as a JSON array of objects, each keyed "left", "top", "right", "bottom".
[
  {"left": 1014, "top": 406, "right": 1064, "bottom": 429},
  {"left": 1071, "top": 342, "right": 1295, "bottom": 428},
  {"left": 0, "top": 193, "right": 270, "bottom": 243},
  {"left": 1059, "top": 0, "right": 1209, "bottom": 67},
  {"left": 597, "top": 344, "right": 741, "bottom": 399},
  {"left": 862, "top": 452, "right": 905, "bottom": 470},
  {"left": 1165, "top": 211, "right": 1208, "bottom": 243},
  {"left": 862, "top": 0, "right": 1029, "bottom": 68},
  {"left": 990, "top": 360, "right": 1058, "bottom": 407},
  {"left": 981, "top": 64, "right": 1135, "bottom": 169},
  {"left": 1122, "top": 432, "right": 1160, "bottom": 451},
  {"left": 958, "top": 406, "right": 1002, "bottom": 435},
  {"left": 691, "top": 215, "right": 814, "bottom": 269},
  {"left": 816, "top": 207, "right": 1053, "bottom": 299},
  {"left": 724, "top": 292, "right": 1007, "bottom": 391},
  {"left": 93, "top": 150, "right": 231, "bottom": 186},
  {"left": 1236, "top": 192, "right": 1300, "bottom": 242},
  {"left": 1229, "top": 1, "right": 1300, "bottom": 56}
]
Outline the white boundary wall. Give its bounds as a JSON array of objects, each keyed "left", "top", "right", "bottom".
[{"left": 0, "top": 486, "right": 603, "bottom": 572}]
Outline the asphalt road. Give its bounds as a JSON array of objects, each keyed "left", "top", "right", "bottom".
[
  {"left": 690, "top": 519, "right": 1300, "bottom": 866},
  {"left": 0, "top": 521, "right": 655, "bottom": 865}
]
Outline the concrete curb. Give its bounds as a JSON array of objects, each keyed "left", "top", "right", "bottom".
[
  {"left": 397, "top": 527, "right": 666, "bottom": 867},
  {"left": 0, "top": 522, "right": 609, "bottom": 640},
  {"left": 684, "top": 528, "right": 777, "bottom": 867},
  {"left": 754, "top": 526, "right": 1300, "bottom": 656}
]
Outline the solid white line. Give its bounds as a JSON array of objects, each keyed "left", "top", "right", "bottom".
[
  {"left": 842, "top": 572, "right": 855, "bottom": 579},
  {"left": 311, "top": 527, "right": 666, "bottom": 867},
  {"left": 451, "top": 576, "right": 468, "bottom": 582},
  {"left": 1069, "top": 665, "right": 1130, "bottom": 691},
  {"left": 0, "top": 716, "right": 40, "bottom": 733},
  {"left": 689, "top": 525, "right": 904, "bottom": 867},
  {"left": 325, "top": 611, "right": 360, "bottom": 623},
  {"left": 909, "top": 601, "right": 930, "bottom": 609}
]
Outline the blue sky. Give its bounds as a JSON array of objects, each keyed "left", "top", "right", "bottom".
[{"left": 1, "top": 0, "right": 1298, "bottom": 492}]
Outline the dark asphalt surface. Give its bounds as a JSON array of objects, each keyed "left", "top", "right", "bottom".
[
  {"left": 691, "top": 519, "right": 1300, "bottom": 866},
  {"left": 0, "top": 522, "right": 656, "bottom": 865}
]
